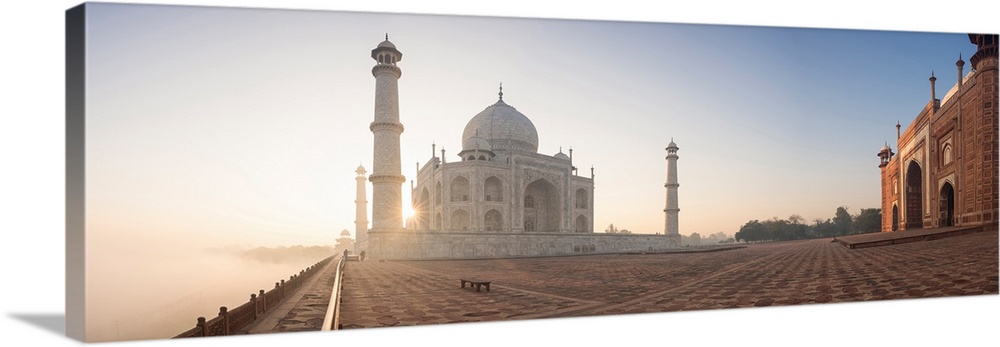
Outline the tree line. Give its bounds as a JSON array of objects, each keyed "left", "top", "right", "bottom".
[{"left": 734, "top": 207, "right": 881, "bottom": 243}]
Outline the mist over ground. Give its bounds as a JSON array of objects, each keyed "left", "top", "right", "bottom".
[{"left": 85, "top": 243, "right": 334, "bottom": 342}]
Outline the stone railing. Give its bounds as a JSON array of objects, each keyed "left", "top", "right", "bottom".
[
  {"left": 173, "top": 255, "right": 334, "bottom": 338},
  {"left": 320, "top": 254, "right": 349, "bottom": 331}
]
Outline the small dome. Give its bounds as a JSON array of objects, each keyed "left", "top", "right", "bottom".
[
  {"left": 340, "top": 229, "right": 351, "bottom": 236},
  {"left": 554, "top": 151, "right": 570, "bottom": 161},
  {"left": 462, "top": 99, "right": 539, "bottom": 153},
  {"left": 880, "top": 144, "right": 891, "bottom": 152},
  {"left": 667, "top": 139, "right": 678, "bottom": 149},
  {"left": 377, "top": 40, "right": 396, "bottom": 49},
  {"left": 371, "top": 36, "right": 402, "bottom": 61},
  {"left": 462, "top": 136, "right": 493, "bottom": 152}
]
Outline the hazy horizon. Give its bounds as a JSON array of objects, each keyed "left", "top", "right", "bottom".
[{"left": 84, "top": 244, "right": 332, "bottom": 342}]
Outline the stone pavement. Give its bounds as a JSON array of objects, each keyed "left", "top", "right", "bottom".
[
  {"left": 338, "top": 230, "right": 998, "bottom": 329},
  {"left": 238, "top": 257, "right": 340, "bottom": 334}
]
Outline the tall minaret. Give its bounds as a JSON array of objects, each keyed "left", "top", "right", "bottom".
[
  {"left": 369, "top": 35, "right": 406, "bottom": 236},
  {"left": 354, "top": 165, "right": 369, "bottom": 254},
  {"left": 664, "top": 139, "right": 681, "bottom": 247}
]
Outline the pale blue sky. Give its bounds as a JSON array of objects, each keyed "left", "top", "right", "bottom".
[{"left": 85, "top": 3, "right": 980, "bottom": 251}]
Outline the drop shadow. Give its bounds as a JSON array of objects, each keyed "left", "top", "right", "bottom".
[{"left": 9, "top": 313, "right": 67, "bottom": 338}]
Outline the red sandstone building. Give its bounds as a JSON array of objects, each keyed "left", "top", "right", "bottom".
[{"left": 878, "top": 34, "right": 998, "bottom": 232}]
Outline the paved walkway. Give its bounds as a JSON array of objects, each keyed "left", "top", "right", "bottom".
[
  {"left": 338, "top": 230, "right": 998, "bottom": 329},
  {"left": 238, "top": 257, "right": 340, "bottom": 334}
]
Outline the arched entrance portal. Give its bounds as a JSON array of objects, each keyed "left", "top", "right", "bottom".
[
  {"left": 905, "top": 161, "right": 923, "bottom": 229},
  {"left": 939, "top": 182, "right": 955, "bottom": 227},
  {"left": 891, "top": 205, "right": 899, "bottom": 231},
  {"left": 523, "top": 179, "right": 560, "bottom": 232}
]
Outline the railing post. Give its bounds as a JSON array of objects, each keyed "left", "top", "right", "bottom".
[
  {"left": 259, "top": 289, "right": 266, "bottom": 314},
  {"left": 197, "top": 316, "right": 207, "bottom": 337},
  {"left": 280, "top": 279, "right": 285, "bottom": 299},
  {"left": 250, "top": 293, "right": 257, "bottom": 320},
  {"left": 219, "top": 306, "right": 229, "bottom": 336}
]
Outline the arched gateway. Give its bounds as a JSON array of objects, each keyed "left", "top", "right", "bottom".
[
  {"left": 939, "top": 182, "right": 954, "bottom": 227},
  {"left": 905, "top": 161, "right": 923, "bottom": 229}
]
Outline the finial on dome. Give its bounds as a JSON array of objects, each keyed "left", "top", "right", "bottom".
[
  {"left": 385, "top": 33, "right": 389, "bottom": 41},
  {"left": 498, "top": 82, "right": 503, "bottom": 101}
]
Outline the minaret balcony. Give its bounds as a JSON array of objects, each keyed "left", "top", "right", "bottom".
[
  {"left": 372, "top": 64, "right": 401, "bottom": 77},
  {"left": 370, "top": 121, "right": 404, "bottom": 133}
]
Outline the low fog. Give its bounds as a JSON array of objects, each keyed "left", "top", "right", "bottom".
[{"left": 84, "top": 241, "right": 335, "bottom": 342}]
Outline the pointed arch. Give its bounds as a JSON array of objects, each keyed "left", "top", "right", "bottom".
[
  {"left": 451, "top": 176, "right": 469, "bottom": 202},
  {"left": 451, "top": 209, "right": 470, "bottom": 231},
  {"left": 575, "top": 188, "right": 588, "bottom": 209},
  {"left": 434, "top": 181, "right": 442, "bottom": 205},
  {"left": 905, "top": 161, "right": 923, "bottom": 229},
  {"left": 942, "top": 143, "right": 953, "bottom": 165},
  {"left": 417, "top": 188, "right": 430, "bottom": 231},
  {"left": 891, "top": 204, "right": 899, "bottom": 231},
  {"left": 484, "top": 176, "right": 503, "bottom": 202},
  {"left": 940, "top": 182, "right": 955, "bottom": 227},
  {"left": 484, "top": 209, "right": 502, "bottom": 231},
  {"left": 523, "top": 179, "right": 560, "bottom": 232}
]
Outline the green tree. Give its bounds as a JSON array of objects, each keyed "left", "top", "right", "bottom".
[
  {"left": 813, "top": 218, "right": 837, "bottom": 238},
  {"left": 735, "top": 220, "right": 765, "bottom": 243},
  {"left": 853, "top": 208, "right": 882, "bottom": 234},
  {"left": 833, "top": 206, "right": 853, "bottom": 236},
  {"left": 690, "top": 232, "right": 702, "bottom": 245},
  {"left": 788, "top": 214, "right": 805, "bottom": 225},
  {"left": 605, "top": 223, "right": 618, "bottom": 234}
]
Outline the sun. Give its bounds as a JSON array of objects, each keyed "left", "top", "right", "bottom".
[{"left": 402, "top": 202, "right": 416, "bottom": 220}]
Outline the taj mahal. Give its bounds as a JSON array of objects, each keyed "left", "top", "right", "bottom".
[
  {"left": 356, "top": 37, "right": 681, "bottom": 260},
  {"left": 409, "top": 85, "right": 595, "bottom": 235}
]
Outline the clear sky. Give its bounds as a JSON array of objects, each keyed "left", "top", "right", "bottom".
[{"left": 86, "top": 3, "right": 980, "bottom": 251}]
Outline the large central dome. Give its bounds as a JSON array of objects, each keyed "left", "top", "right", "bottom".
[{"left": 461, "top": 99, "right": 539, "bottom": 153}]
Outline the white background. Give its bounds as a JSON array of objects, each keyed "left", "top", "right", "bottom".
[{"left": 1, "top": 1, "right": 997, "bottom": 346}]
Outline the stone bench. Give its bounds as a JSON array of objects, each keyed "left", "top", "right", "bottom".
[{"left": 460, "top": 279, "right": 491, "bottom": 292}]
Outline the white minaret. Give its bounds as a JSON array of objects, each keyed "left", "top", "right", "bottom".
[
  {"left": 354, "top": 165, "right": 369, "bottom": 254},
  {"left": 369, "top": 35, "right": 405, "bottom": 237},
  {"left": 664, "top": 139, "right": 681, "bottom": 247}
]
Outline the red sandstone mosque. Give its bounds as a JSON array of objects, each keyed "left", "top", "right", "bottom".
[{"left": 878, "top": 34, "right": 999, "bottom": 232}]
